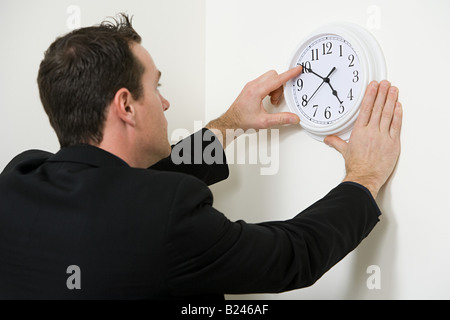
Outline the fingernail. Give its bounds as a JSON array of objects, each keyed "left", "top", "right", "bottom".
[{"left": 380, "top": 80, "right": 391, "bottom": 88}]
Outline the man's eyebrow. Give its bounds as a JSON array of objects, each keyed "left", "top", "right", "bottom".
[{"left": 157, "top": 70, "right": 162, "bottom": 81}]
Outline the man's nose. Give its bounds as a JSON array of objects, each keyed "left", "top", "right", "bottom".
[{"left": 161, "top": 94, "right": 170, "bottom": 111}]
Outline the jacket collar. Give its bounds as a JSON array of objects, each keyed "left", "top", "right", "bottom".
[{"left": 46, "top": 145, "right": 130, "bottom": 168}]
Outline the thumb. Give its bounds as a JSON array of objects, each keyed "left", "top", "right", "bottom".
[
  {"left": 324, "top": 135, "right": 348, "bottom": 155},
  {"left": 263, "top": 112, "right": 300, "bottom": 128}
]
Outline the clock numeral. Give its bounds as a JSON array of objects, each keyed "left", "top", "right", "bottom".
[
  {"left": 296, "top": 79, "right": 303, "bottom": 91},
  {"left": 313, "top": 104, "right": 318, "bottom": 117},
  {"left": 339, "top": 45, "right": 343, "bottom": 57},
  {"left": 339, "top": 104, "right": 345, "bottom": 114},
  {"left": 311, "top": 48, "right": 319, "bottom": 61},
  {"left": 347, "top": 88, "right": 354, "bottom": 101},
  {"left": 302, "top": 94, "right": 308, "bottom": 107},
  {"left": 348, "top": 54, "right": 355, "bottom": 67},
  {"left": 352, "top": 70, "right": 359, "bottom": 83},
  {"left": 322, "top": 42, "right": 332, "bottom": 55},
  {"left": 324, "top": 106, "right": 332, "bottom": 120},
  {"left": 301, "top": 61, "right": 311, "bottom": 73}
]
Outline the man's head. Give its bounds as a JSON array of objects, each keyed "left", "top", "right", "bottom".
[{"left": 37, "top": 13, "right": 171, "bottom": 167}]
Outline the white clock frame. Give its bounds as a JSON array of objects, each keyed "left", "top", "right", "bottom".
[{"left": 284, "top": 22, "right": 387, "bottom": 141}]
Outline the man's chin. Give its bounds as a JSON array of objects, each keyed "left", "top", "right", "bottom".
[{"left": 163, "top": 142, "right": 172, "bottom": 158}]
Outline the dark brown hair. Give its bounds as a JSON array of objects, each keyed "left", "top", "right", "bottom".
[{"left": 37, "top": 13, "right": 144, "bottom": 147}]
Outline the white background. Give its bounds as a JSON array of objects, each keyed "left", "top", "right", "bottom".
[{"left": 1, "top": 0, "right": 450, "bottom": 299}]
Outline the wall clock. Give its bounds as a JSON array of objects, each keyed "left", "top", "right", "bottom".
[{"left": 284, "top": 22, "right": 386, "bottom": 141}]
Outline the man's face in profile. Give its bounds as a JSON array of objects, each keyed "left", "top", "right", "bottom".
[{"left": 130, "top": 43, "right": 172, "bottom": 164}]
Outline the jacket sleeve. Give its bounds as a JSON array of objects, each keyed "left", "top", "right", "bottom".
[
  {"left": 150, "top": 128, "right": 229, "bottom": 186},
  {"left": 164, "top": 178, "right": 380, "bottom": 297}
]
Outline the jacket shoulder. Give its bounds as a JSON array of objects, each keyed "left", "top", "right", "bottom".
[{"left": 1, "top": 150, "right": 54, "bottom": 174}]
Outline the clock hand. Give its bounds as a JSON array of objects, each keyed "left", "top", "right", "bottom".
[
  {"left": 306, "top": 82, "right": 326, "bottom": 104},
  {"left": 306, "top": 65, "right": 343, "bottom": 104},
  {"left": 327, "top": 82, "right": 343, "bottom": 104},
  {"left": 324, "top": 69, "right": 344, "bottom": 104},
  {"left": 304, "top": 66, "right": 336, "bottom": 80},
  {"left": 304, "top": 67, "right": 325, "bottom": 80},
  {"left": 306, "top": 67, "right": 337, "bottom": 104},
  {"left": 325, "top": 67, "right": 337, "bottom": 79},
  {"left": 304, "top": 66, "right": 325, "bottom": 80}
]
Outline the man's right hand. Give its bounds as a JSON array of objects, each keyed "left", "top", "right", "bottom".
[
  {"left": 206, "top": 66, "right": 303, "bottom": 148},
  {"left": 324, "top": 80, "right": 403, "bottom": 199}
]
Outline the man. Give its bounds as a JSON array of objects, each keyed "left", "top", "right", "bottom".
[{"left": 0, "top": 14, "right": 402, "bottom": 299}]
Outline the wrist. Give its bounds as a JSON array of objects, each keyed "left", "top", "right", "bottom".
[
  {"left": 206, "top": 112, "right": 242, "bottom": 149},
  {"left": 343, "top": 174, "right": 380, "bottom": 199}
]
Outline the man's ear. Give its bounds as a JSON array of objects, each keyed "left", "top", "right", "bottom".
[{"left": 112, "top": 88, "right": 136, "bottom": 126}]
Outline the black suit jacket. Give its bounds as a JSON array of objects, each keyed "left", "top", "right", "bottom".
[{"left": 0, "top": 129, "right": 380, "bottom": 299}]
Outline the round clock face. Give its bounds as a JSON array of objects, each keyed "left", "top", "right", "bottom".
[
  {"left": 292, "top": 35, "right": 362, "bottom": 126},
  {"left": 284, "top": 23, "right": 386, "bottom": 141}
]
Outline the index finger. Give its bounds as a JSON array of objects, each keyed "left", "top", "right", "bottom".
[
  {"left": 279, "top": 65, "right": 303, "bottom": 83},
  {"left": 254, "top": 65, "right": 303, "bottom": 99}
]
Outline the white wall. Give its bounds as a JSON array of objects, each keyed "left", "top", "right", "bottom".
[
  {"left": 0, "top": 0, "right": 205, "bottom": 168},
  {"left": 206, "top": 0, "right": 450, "bottom": 299},
  {"left": 2, "top": 0, "right": 450, "bottom": 300}
]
